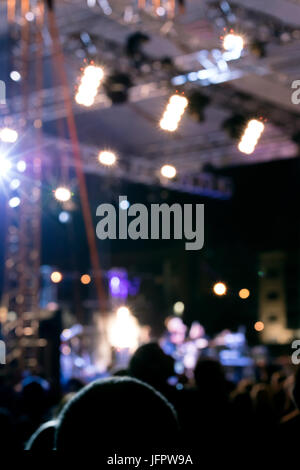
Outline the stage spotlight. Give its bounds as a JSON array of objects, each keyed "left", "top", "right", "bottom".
[
  {"left": 223, "top": 33, "right": 244, "bottom": 58},
  {"left": 160, "top": 164, "right": 176, "bottom": 179},
  {"left": 187, "top": 91, "right": 211, "bottom": 123},
  {"left": 16, "top": 160, "right": 26, "bottom": 172},
  {"left": 108, "top": 305, "right": 140, "bottom": 350},
  {"left": 173, "top": 301, "right": 185, "bottom": 315},
  {"left": 51, "top": 271, "right": 63, "bottom": 283},
  {"left": 213, "top": 282, "right": 227, "bottom": 296},
  {"left": 75, "top": 64, "right": 104, "bottom": 107},
  {"left": 98, "top": 150, "right": 116, "bottom": 166},
  {"left": 58, "top": 211, "right": 70, "bottom": 223},
  {"left": 0, "top": 155, "right": 12, "bottom": 176},
  {"left": 238, "top": 119, "right": 265, "bottom": 154},
  {"left": 8, "top": 196, "right": 20, "bottom": 208},
  {"left": 10, "top": 178, "right": 20, "bottom": 190},
  {"left": 25, "top": 11, "right": 35, "bottom": 21},
  {"left": 0, "top": 127, "right": 18, "bottom": 143},
  {"left": 254, "top": 321, "right": 264, "bottom": 332},
  {"left": 110, "top": 276, "right": 120, "bottom": 288},
  {"left": 116, "top": 306, "right": 130, "bottom": 317},
  {"left": 54, "top": 186, "right": 71, "bottom": 202},
  {"left": 81, "top": 274, "right": 91, "bottom": 285},
  {"left": 104, "top": 73, "right": 132, "bottom": 104},
  {"left": 10, "top": 71, "right": 21, "bottom": 82},
  {"left": 160, "top": 94, "right": 188, "bottom": 132},
  {"left": 239, "top": 288, "right": 250, "bottom": 299},
  {"left": 119, "top": 199, "right": 130, "bottom": 210}
]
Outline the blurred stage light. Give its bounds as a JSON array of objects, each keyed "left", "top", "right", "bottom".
[
  {"left": 108, "top": 305, "right": 140, "bottom": 350},
  {"left": 238, "top": 119, "right": 265, "bottom": 154},
  {"left": 254, "top": 321, "right": 264, "bottom": 332},
  {"left": 98, "top": 150, "right": 116, "bottom": 166},
  {"left": 51, "top": 271, "right": 63, "bottom": 283},
  {"left": 223, "top": 33, "right": 244, "bottom": 58},
  {"left": 116, "top": 306, "right": 131, "bottom": 317},
  {"left": 0, "top": 127, "right": 18, "bottom": 143},
  {"left": 10, "top": 178, "right": 20, "bottom": 190},
  {"left": 81, "top": 274, "right": 91, "bottom": 285},
  {"left": 8, "top": 196, "right": 20, "bottom": 208},
  {"left": 61, "top": 345, "right": 71, "bottom": 355},
  {"left": 160, "top": 164, "right": 176, "bottom": 179},
  {"left": 17, "top": 160, "right": 26, "bottom": 172},
  {"left": 239, "top": 288, "right": 250, "bottom": 299},
  {"left": 160, "top": 94, "right": 188, "bottom": 132},
  {"left": 156, "top": 6, "right": 165, "bottom": 16},
  {"left": 54, "top": 186, "right": 71, "bottom": 202},
  {"left": 119, "top": 199, "right": 130, "bottom": 210},
  {"left": 10, "top": 71, "right": 21, "bottom": 82},
  {"left": 75, "top": 64, "right": 104, "bottom": 107},
  {"left": 213, "top": 282, "right": 227, "bottom": 296},
  {"left": 173, "top": 301, "right": 185, "bottom": 315},
  {"left": 223, "top": 33, "right": 244, "bottom": 51},
  {"left": 25, "top": 11, "right": 35, "bottom": 21},
  {"left": 111, "top": 276, "right": 120, "bottom": 288},
  {"left": 58, "top": 211, "right": 70, "bottom": 223},
  {"left": 0, "top": 155, "right": 12, "bottom": 176}
]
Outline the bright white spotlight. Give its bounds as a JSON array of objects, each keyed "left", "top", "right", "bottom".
[
  {"left": 75, "top": 65, "right": 104, "bottom": 107},
  {"left": 54, "top": 187, "right": 72, "bottom": 202},
  {"left": 119, "top": 199, "right": 130, "bottom": 210},
  {"left": 16, "top": 160, "right": 26, "bottom": 172},
  {"left": 223, "top": 33, "right": 244, "bottom": 58},
  {"left": 238, "top": 119, "right": 265, "bottom": 155},
  {"left": 98, "top": 150, "right": 116, "bottom": 166},
  {"left": 160, "top": 94, "right": 188, "bottom": 132},
  {"left": 58, "top": 211, "right": 70, "bottom": 223},
  {"left": 51, "top": 271, "right": 63, "bottom": 283},
  {"left": 0, "top": 128, "right": 18, "bottom": 143},
  {"left": 160, "top": 164, "right": 176, "bottom": 179},
  {"left": 108, "top": 306, "right": 140, "bottom": 350},
  {"left": 213, "top": 282, "right": 227, "bottom": 296},
  {"left": 10, "top": 71, "right": 21, "bottom": 82},
  {"left": 8, "top": 196, "right": 20, "bottom": 208},
  {"left": 0, "top": 155, "right": 12, "bottom": 176}
]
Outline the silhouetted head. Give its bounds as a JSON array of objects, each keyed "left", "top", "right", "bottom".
[
  {"left": 293, "top": 367, "right": 300, "bottom": 409},
  {"left": 194, "top": 358, "right": 226, "bottom": 392},
  {"left": 129, "top": 342, "right": 174, "bottom": 387},
  {"left": 26, "top": 420, "right": 57, "bottom": 451},
  {"left": 20, "top": 376, "right": 49, "bottom": 414},
  {"left": 55, "top": 377, "right": 178, "bottom": 452}
]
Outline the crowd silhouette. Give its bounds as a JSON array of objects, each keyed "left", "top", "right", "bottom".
[{"left": 0, "top": 342, "right": 299, "bottom": 455}]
